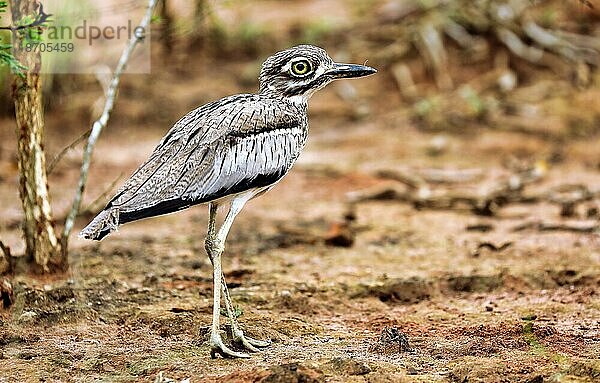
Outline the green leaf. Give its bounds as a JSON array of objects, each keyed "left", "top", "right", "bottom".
[
  {"left": 219, "top": 306, "right": 243, "bottom": 319},
  {"left": 0, "top": 49, "right": 28, "bottom": 77}
]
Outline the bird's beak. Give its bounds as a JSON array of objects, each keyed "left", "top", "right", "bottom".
[{"left": 328, "top": 63, "right": 377, "bottom": 79}]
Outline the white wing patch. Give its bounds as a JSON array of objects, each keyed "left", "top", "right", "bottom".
[{"left": 183, "top": 126, "right": 306, "bottom": 201}]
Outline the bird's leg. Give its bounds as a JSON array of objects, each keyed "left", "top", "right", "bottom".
[
  {"left": 205, "top": 202, "right": 218, "bottom": 265},
  {"left": 207, "top": 193, "right": 268, "bottom": 358},
  {"left": 220, "top": 273, "right": 270, "bottom": 350},
  {"left": 205, "top": 202, "right": 248, "bottom": 359},
  {"left": 210, "top": 245, "right": 247, "bottom": 358},
  {"left": 218, "top": 195, "right": 270, "bottom": 352},
  {"left": 205, "top": 203, "right": 269, "bottom": 353}
]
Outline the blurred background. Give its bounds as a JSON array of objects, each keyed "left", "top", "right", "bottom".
[{"left": 1, "top": 0, "right": 599, "bottom": 381}]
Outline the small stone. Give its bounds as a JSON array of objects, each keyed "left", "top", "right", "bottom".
[
  {"left": 497, "top": 70, "right": 517, "bottom": 92},
  {"left": 189, "top": 260, "right": 203, "bottom": 270},
  {"left": 369, "top": 327, "right": 412, "bottom": 354},
  {"left": 526, "top": 375, "right": 543, "bottom": 383},
  {"left": 586, "top": 205, "right": 598, "bottom": 218},
  {"left": 143, "top": 273, "right": 159, "bottom": 286},
  {"left": 427, "top": 135, "right": 448, "bottom": 156},
  {"left": 324, "top": 222, "right": 354, "bottom": 248}
]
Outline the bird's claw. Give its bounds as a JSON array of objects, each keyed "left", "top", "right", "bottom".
[
  {"left": 232, "top": 329, "right": 271, "bottom": 351},
  {"left": 210, "top": 335, "right": 250, "bottom": 359},
  {"left": 248, "top": 337, "right": 271, "bottom": 347}
]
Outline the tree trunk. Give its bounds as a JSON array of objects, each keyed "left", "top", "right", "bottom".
[
  {"left": 159, "top": 0, "right": 174, "bottom": 57},
  {"left": 10, "top": 0, "right": 65, "bottom": 272}
]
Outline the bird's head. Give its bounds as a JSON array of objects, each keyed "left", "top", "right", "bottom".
[{"left": 259, "top": 45, "right": 376, "bottom": 101}]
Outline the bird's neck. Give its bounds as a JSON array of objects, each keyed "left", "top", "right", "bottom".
[
  {"left": 259, "top": 86, "right": 309, "bottom": 108},
  {"left": 284, "top": 94, "right": 310, "bottom": 107}
]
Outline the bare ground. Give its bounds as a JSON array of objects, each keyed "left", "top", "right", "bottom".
[
  {"left": 1, "top": 1, "right": 600, "bottom": 381},
  {"left": 2, "top": 91, "right": 599, "bottom": 381}
]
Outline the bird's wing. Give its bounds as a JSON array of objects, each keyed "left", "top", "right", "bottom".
[
  {"left": 97, "top": 95, "right": 306, "bottom": 227},
  {"left": 108, "top": 94, "right": 251, "bottom": 198}
]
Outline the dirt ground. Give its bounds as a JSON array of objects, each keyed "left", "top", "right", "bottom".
[{"left": 1, "top": 1, "right": 600, "bottom": 382}]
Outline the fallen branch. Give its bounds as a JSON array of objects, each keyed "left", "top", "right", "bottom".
[
  {"left": 495, "top": 27, "right": 544, "bottom": 63},
  {"left": 471, "top": 241, "right": 513, "bottom": 257},
  {"left": 61, "top": 0, "right": 159, "bottom": 250},
  {"left": 375, "top": 169, "right": 426, "bottom": 189},
  {"left": 350, "top": 164, "right": 546, "bottom": 216},
  {"left": 371, "top": 0, "right": 600, "bottom": 110},
  {"left": 377, "top": 167, "right": 484, "bottom": 185},
  {"left": 512, "top": 220, "right": 599, "bottom": 233},
  {"left": 416, "top": 22, "right": 453, "bottom": 90},
  {"left": 443, "top": 19, "right": 488, "bottom": 58},
  {"left": 522, "top": 19, "right": 599, "bottom": 65}
]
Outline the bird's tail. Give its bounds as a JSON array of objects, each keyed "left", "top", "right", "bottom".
[{"left": 79, "top": 208, "right": 120, "bottom": 241}]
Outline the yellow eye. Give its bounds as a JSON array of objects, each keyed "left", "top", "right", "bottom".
[{"left": 291, "top": 59, "right": 311, "bottom": 76}]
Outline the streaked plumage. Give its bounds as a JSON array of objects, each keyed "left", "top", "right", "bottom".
[
  {"left": 80, "top": 45, "right": 376, "bottom": 358},
  {"left": 81, "top": 95, "right": 308, "bottom": 240}
]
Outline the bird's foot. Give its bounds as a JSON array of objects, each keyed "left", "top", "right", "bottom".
[
  {"left": 210, "top": 334, "right": 250, "bottom": 359},
  {"left": 232, "top": 329, "right": 271, "bottom": 352}
]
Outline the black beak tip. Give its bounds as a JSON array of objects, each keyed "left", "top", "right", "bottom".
[
  {"left": 354, "top": 65, "right": 377, "bottom": 78},
  {"left": 332, "top": 63, "right": 378, "bottom": 79}
]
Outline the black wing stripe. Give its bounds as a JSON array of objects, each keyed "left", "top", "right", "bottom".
[
  {"left": 118, "top": 169, "right": 286, "bottom": 225},
  {"left": 98, "top": 96, "right": 307, "bottom": 228}
]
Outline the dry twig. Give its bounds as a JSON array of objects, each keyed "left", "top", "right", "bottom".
[
  {"left": 351, "top": 164, "right": 545, "bottom": 216},
  {"left": 472, "top": 241, "right": 513, "bottom": 257},
  {"left": 47, "top": 129, "right": 91, "bottom": 175},
  {"left": 512, "top": 220, "right": 599, "bottom": 233},
  {"left": 62, "top": 0, "right": 159, "bottom": 249}
]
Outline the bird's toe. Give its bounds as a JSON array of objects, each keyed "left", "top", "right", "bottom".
[
  {"left": 233, "top": 329, "right": 271, "bottom": 350},
  {"left": 210, "top": 336, "right": 251, "bottom": 359},
  {"left": 245, "top": 336, "right": 271, "bottom": 348},
  {"left": 210, "top": 343, "right": 250, "bottom": 359},
  {"left": 235, "top": 337, "right": 261, "bottom": 353}
]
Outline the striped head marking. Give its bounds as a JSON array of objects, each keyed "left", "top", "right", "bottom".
[{"left": 259, "top": 45, "right": 377, "bottom": 101}]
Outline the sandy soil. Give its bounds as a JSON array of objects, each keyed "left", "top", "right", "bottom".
[{"left": 1, "top": 1, "right": 600, "bottom": 382}]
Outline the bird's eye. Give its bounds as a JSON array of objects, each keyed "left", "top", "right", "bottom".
[{"left": 290, "top": 59, "right": 312, "bottom": 77}]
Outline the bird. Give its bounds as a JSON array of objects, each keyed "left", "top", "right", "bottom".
[{"left": 80, "top": 45, "right": 376, "bottom": 358}]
